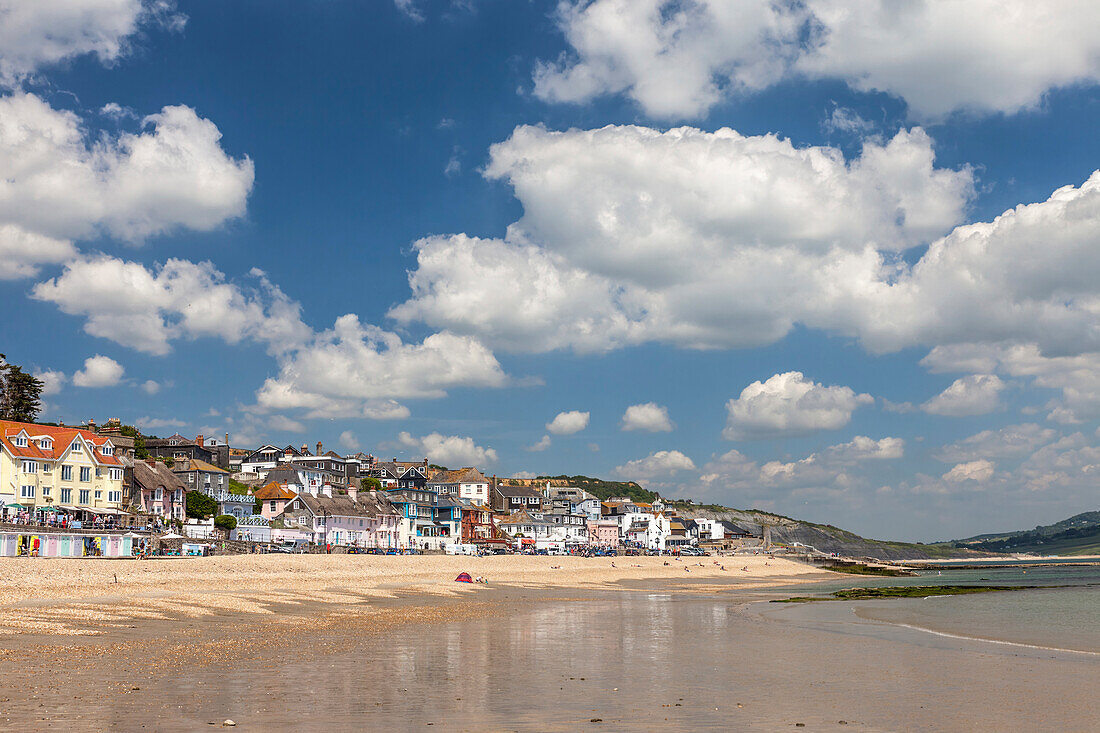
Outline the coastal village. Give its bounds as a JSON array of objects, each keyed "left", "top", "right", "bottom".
[{"left": 0, "top": 418, "right": 764, "bottom": 558}]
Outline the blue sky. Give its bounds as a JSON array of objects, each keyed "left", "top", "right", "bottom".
[{"left": 3, "top": 0, "right": 1100, "bottom": 540}]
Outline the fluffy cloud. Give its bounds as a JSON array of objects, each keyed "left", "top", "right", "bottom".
[
  {"left": 34, "top": 256, "right": 308, "bottom": 356},
  {"left": 921, "top": 374, "right": 1006, "bottom": 417},
  {"left": 934, "top": 423, "right": 1058, "bottom": 464},
  {"left": 0, "top": 94, "right": 253, "bottom": 256},
  {"left": 397, "top": 431, "right": 498, "bottom": 467},
  {"left": 255, "top": 315, "right": 507, "bottom": 419},
  {"left": 546, "top": 410, "right": 590, "bottom": 435},
  {"left": 942, "top": 459, "right": 996, "bottom": 483},
  {"left": 392, "top": 124, "right": 972, "bottom": 353},
  {"left": 697, "top": 435, "right": 903, "bottom": 506},
  {"left": 33, "top": 369, "right": 67, "bottom": 396},
  {"left": 615, "top": 449, "right": 696, "bottom": 480},
  {"left": 620, "top": 402, "right": 674, "bottom": 432},
  {"left": 536, "top": 0, "right": 1100, "bottom": 120},
  {"left": 134, "top": 416, "right": 185, "bottom": 430},
  {"left": 0, "top": 226, "right": 76, "bottom": 280},
  {"left": 527, "top": 435, "right": 552, "bottom": 452},
  {"left": 922, "top": 343, "right": 1100, "bottom": 424},
  {"left": 72, "top": 355, "right": 124, "bottom": 387},
  {"left": 723, "top": 372, "right": 873, "bottom": 440},
  {"left": 140, "top": 379, "right": 161, "bottom": 395},
  {"left": 339, "top": 431, "right": 360, "bottom": 451},
  {"left": 0, "top": 0, "right": 184, "bottom": 85}
]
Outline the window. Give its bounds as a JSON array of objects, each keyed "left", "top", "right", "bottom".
[
  {"left": 109, "top": 468, "right": 122, "bottom": 481},
  {"left": 108, "top": 491, "right": 121, "bottom": 503},
  {"left": 94, "top": 491, "right": 101, "bottom": 499},
  {"left": 20, "top": 485, "right": 35, "bottom": 498},
  {"left": 61, "top": 465, "right": 72, "bottom": 481},
  {"left": 70, "top": 441, "right": 82, "bottom": 453},
  {"left": 42, "top": 486, "right": 51, "bottom": 497},
  {"left": 101, "top": 445, "right": 112, "bottom": 456},
  {"left": 95, "top": 468, "right": 102, "bottom": 478},
  {"left": 154, "top": 488, "right": 163, "bottom": 501},
  {"left": 79, "top": 489, "right": 90, "bottom": 504},
  {"left": 80, "top": 467, "right": 91, "bottom": 482},
  {"left": 40, "top": 439, "right": 52, "bottom": 450},
  {"left": 12, "top": 435, "right": 27, "bottom": 447},
  {"left": 60, "top": 488, "right": 71, "bottom": 503},
  {"left": 22, "top": 460, "right": 37, "bottom": 473}
]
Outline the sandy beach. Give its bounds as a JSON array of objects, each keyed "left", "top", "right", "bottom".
[
  {"left": 2, "top": 556, "right": 1097, "bottom": 731},
  {"left": 0, "top": 553, "right": 823, "bottom": 636}
]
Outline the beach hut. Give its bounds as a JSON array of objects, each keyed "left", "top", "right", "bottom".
[{"left": 454, "top": 572, "right": 474, "bottom": 583}]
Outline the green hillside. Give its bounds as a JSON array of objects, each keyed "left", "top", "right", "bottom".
[{"left": 954, "top": 511, "right": 1100, "bottom": 555}]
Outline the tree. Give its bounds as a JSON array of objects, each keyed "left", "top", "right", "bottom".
[
  {"left": 185, "top": 491, "right": 218, "bottom": 519},
  {"left": 214, "top": 514, "right": 237, "bottom": 532},
  {"left": 360, "top": 477, "right": 382, "bottom": 491},
  {"left": 118, "top": 424, "right": 148, "bottom": 459},
  {"left": 0, "top": 354, "right": 44, "bottom": 423}
]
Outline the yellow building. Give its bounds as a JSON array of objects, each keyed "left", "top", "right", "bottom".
[{"left": 0, "top": 420, "right": 125, "bottom": 517}]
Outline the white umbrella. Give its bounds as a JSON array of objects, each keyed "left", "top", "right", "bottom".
[{"left": 159, "top": 531, "right": 184, "bottom": 539}]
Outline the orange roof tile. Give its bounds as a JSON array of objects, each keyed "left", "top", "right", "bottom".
[{"left": 0, "top": 420, "right": 122, "bottom": 467}]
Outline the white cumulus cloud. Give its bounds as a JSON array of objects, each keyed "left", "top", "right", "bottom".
[
  {"left": 922, "top": 374, "right": 1006, "bottom": 417},
  {"left": 723, "top": 372, "right": 873, "bottom": 440},
  {"left": 398, "top": 431, "right": 498, "bottom": 467},
  {"left": 33, "top": 369, "right": 67, "bottom": 396},
  {"left": 0, "top": 0, "right": 185, "bottom": 85},
  {"left": 72, "top": 355, "right": 124, "bottom": 387},
  {"left": 392, "top": 124, "right": 972, "bottom": 354},
  {"left": 546, "top": 410, "right": 590, "bottom": 435},
  {"left": 615, "top": 449, "right": 696, "bottom": 480},
  {"left": 943, "top": 459, "right": 996, "bottom": 483},
  {"left": 620, "top": 402, "right": 674, "bottom": 432},
  {"left": 536, "top": 0, "right": 1100, "bottom": 120}
]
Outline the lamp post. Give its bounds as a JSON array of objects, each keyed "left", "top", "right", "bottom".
[{"left": 321, "top": 506, "right": 328, "bottom": 550}]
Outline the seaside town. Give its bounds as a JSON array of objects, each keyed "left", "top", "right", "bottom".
[{"left": 0, "top": 418, "right": 764, "bottom": 559}]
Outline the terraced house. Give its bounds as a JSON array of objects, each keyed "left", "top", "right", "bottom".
[{"left": 0, "top": 420, "right": 125, "bottom": 518}]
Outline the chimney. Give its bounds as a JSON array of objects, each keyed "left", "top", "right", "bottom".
[
  {"left": 392, "top": 457, "right": 397, "bottom": 463},
  {"left": 88, "top": 418, "right": 96, "bottom": 430},
  {"left": 301, "top": 444, "right": 308, "bottom": 455},
  {"left": 348, "top": 486, "right": 358, "bottom": 502},
  {"left": 196, "top": 434, "right": 204, "bottom": 447},
  {"left": 145, "top": 457, "right": 155, "bottom": 467},
  {"left": 225, "top": 433, "right": 229, "bottom": 447},
  {"left": 317, "top": 441, "right": 323, "bottom": 455},
  {"left": 321, "top": 483, "right": 332, "bottom": 498},
  {"left": 423, "top": 458, "right": 428, "bottom": 467}
]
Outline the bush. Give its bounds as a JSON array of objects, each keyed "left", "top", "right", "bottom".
[
  {"left": 360, "top": 477, "right": 382, "bottom": 491},
  {"left": 214, "top": 514, "right": 237, "bottom": 531}
]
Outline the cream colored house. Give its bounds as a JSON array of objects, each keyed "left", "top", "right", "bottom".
[{"left": 0, "top": 420, "right": 125, "bottom": 515}]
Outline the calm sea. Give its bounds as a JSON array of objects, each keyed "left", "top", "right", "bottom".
[{"left": 776, "top": 563, "right": 1100, "bottom": 655}]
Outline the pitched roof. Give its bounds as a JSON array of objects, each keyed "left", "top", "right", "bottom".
[
  {"left": 288, "top": 490, "right": 398, "bottom": 518},
  {"left": 0, "top": 419, "right": 122, "bottom": 466},
  {"left": 494, "top": 484, "right": 544, "bottom": 498},
  {"left": 429, "top": 467, "right": 488, "bottom": 484},
  {"left": 253, "top": 481, "right": 297, "bottom": 501},
  {"left": 174, "top": 458, "right": 228, "bottom": 474},
  {"left": 132, "top": 460, "right": 188, "bottom": 493}
]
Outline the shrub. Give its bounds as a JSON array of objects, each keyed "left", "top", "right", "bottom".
[{"left": 214, "top": 514, "right": 237, "bottom": 532}]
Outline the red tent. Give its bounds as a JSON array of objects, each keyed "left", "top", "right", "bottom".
[{"left": 455, "top": 572, "right": 474, "bottom": 583}]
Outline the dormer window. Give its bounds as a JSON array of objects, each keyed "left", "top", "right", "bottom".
[
  {"left": 12, "top": 435, "right": 27, "bottom": 448},
  {"left": 70, "top": 441, "right": 83, "bottom": 453},
  {"left": 40, "top": 438, "right": 52, "bottom": 450},
  {"left": 101, "top": 445, "right": 113, "bottom": 456}
]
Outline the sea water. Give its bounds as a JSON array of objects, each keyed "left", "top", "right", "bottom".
[{"left": 778, "top": 563, "right": 1100, "bottom": 655}]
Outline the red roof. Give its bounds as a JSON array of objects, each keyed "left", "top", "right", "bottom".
[{"left": 0, "top": 420, "right": 122, "bottom": 467}]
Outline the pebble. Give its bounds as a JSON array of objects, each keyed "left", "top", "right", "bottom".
[{"left": 223, "top": 720, "right": 236, "bottom": 727}]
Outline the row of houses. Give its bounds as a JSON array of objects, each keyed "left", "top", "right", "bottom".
[{"left": 1, "top": 419, "right": 760, "bottom": 552}]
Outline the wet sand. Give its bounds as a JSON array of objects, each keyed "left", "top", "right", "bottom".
[{"left": 1, "top": 556, "right": 1096, "bottom": 730}]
